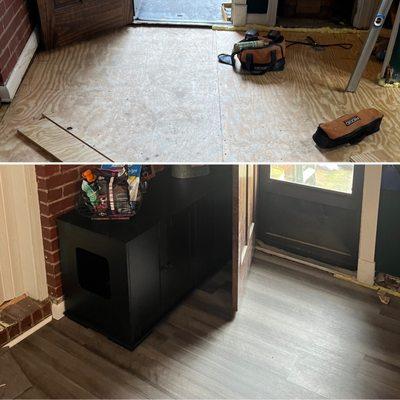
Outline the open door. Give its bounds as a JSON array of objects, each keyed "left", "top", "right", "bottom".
[
  {"left": 232, "top": 165, "right": 258, "bottom": 314},
  {"left": 37, "top": 0, "right": 133, "bottom": 49}
]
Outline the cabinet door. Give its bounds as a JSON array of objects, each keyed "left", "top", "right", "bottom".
[
  {"left": 128, "top": 224, "right": 161, "bottom": 339},
  {"left": 191, "top": 196, "right": 215, "bottom": 285},
  {"left": 160, "top": 209, "right": 192, "bottom": 311},
  {"left": 214, "top": 179, "right": 233, "bottom": 268}
]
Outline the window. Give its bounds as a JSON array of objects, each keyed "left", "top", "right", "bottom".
[{"left": 270, "top": 164, "right": 355, "bottom": 194}]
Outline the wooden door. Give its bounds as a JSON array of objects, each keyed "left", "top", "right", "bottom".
[
  {"left": 232, "top": 165, "right": 258, "bottom": 314},
  {"left": 37, "top": 0, "right": 133, "bottom": 49},
  {"left": 258, "top": 165, "right": 364, "bottom": 269}
]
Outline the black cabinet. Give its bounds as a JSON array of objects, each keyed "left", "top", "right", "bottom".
[
  {"left": 191, "top": 196, "right": 215, "bottom": 285},
  {"left": 160, "top": 208, "right": 192, "bottom": 312},
  {"left": 128, "top": 224, "right": 161, "bottom": 340},
  {"left": 58, "top": 222, "right": 134, "bottom": 347},
  {"left": 57, "top": 168, "right": 232, "bottom": 350}
]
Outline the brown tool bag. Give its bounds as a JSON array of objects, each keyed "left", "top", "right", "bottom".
[
  {"left": 218, "top": 30, "right": 286, "bottom": 75},
  {"left": 313, "top": 108, "right": 384, "bottom": 149}
]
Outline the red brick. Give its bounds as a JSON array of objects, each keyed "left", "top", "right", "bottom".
[
  {"left": 35, "top": 165, "right": 60, "bottom": 178},
  {"left": 0, "top": 47, "right": 11, "bottom": 71},
  {"left": 45, "top": 261, "right": 61, "bottom": 275},
  {"left": 44, "top": 250, "right": 60, "bottom": 264},
  {"left": 32, "top": 308, "right": 43, "bottom": 324},
  {"left": 43, "top": 237, "right": 59, "bottom": 252},
  {"left": 40, "top": 299, "right": 52, "bottom": 317},
  {"left": 44, "top": 195, "right": 76, "bottom": 216},
  {"left": 0, "top": 327, "right": 8, "bottom": 346},
  {"left": 48, "top": 285, "right": 63, "bottom": 299},
  {"left": 63, "top": 181, "right": 81, "bottom": 197},
  {"left": 40, "top": 214, "right": 56, "bottom": 229},
  {"left": 60, "top": 165, "right": 80, "bottom": 172},
  {"left": 7, "top": 322, "right": 20, "bottom": 339},
  {"left": 46, "top": 272, "right": 62, "bottom": 287},
  {"left": 46, "top": 169, "right": 79, "bottom": 188},
  {"left": 36, "top": 177, "right": 48, "bottom": 190},
  {"left": 38, "top": 187, "right": 63, "bottom": 204},
  {"left": 19, "top": 315, "right": 33, "bottom": 332},
  {"left": 1, "top": 3, "right": 24, "bottom": 50},
  {"left": 41, "top": 226, "right": 58, "bottom": 241}
]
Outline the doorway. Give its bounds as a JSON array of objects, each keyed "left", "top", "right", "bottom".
[
  {"left": 276, "top": 0, "right": 356, "bottom": 27},
  {"left": 257, "top": 164, "right": 364, "bottom": 270},
  {"left": 134, "top": 0, "right": 230, "bottom": 24}
]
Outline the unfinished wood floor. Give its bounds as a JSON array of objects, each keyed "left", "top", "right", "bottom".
[
  {"left": 9, "top": 252, "right": 400, "bottom": 399},
  {"left": 1, "top": 27, "right": 399, "bottom": 162},
  {"left": 0, "top": 104, "right": 8, "bottom": 123}
]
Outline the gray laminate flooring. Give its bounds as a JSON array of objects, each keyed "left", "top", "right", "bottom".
[{"left": 8, "top": 252, "right": 400, "bottom": 399}]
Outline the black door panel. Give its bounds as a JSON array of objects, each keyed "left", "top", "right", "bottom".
[{"left": 257, "top": 165, "right": 364, "bottom": 269}]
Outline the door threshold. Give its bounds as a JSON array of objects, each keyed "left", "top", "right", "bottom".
[
  {"left": 255, "top": 242, "right": 400, "bottom": 301},
  {"left": 255, "top": 240, "right": 355, "bottom": 278},
  {"left": 133, "top": 18, "right": 231, "bottom": 28}
]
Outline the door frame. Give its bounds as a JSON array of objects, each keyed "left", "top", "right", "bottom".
[
  {"left": 232, "top": 0, "right": 378, "bottom": 28},
  {"left": 232, "top": 165, "right": 258, "bottom": 314},
  {"left": 256, "top": 165, "right": 383, "bottom": 288}
]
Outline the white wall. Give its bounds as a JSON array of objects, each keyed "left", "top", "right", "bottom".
[{"left": 0, "top": 165, "right": 48, "bottom": 303}]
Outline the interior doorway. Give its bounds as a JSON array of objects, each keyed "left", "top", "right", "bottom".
[
  {"left": 276, "top": 0, "right": 356, "bottom": 27},
  {"left": 134, "top": 0, "right": 230, "bottom": 25},
  {"left": 257, "top": 164, "right": 364, "bottom": 270}
]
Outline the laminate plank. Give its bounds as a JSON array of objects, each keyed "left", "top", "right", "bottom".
[
  {"left": 0, "top": 349, "right": 31, "bottom": 399},
  {"left": 8, "top": 252, "right": 400, "bottom": 399},
  {"left": 17, "top": 118, "right": 112, "bottom": 162},
  {"left": 17, "top": 386, "right": 48, "bottom": 399},
  {"left": 50, "top": 318, "right": 231, "bottom": 399},
  {"left": 20, "top": 327, "right": 162, "bottom": 399},
  {"left": 11, "top": 342, "right": 95, "bottom": 399}
]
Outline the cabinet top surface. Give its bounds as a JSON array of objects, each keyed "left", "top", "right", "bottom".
[{"left": 57, "top": 167, "right": 231, "bottom": 242}]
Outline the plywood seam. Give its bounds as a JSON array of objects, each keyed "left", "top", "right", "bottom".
[{"left": 43, "top": 114, "right": 114, "bottom": 161}]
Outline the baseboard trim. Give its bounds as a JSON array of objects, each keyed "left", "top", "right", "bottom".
[
  {"left": 51, "top": 300, "right": 65, "bottom": 320},
  {"left": 0, "top": 28, "right": 39, "bottom": 103},
  {"left": 5, "top": 315, "right": 52, "bottom": 348}
]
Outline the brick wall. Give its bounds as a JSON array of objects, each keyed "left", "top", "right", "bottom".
[
  {"left": 35, "top": 165, "right": 91, "bottom": 302},
  {"left": 0, "top": 296, "right": 51, "bottom": 346},
  {"left": 0, "top": 0, "right": 36, "bottom": 85}
]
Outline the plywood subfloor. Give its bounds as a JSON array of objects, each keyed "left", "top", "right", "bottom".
[
  {"left": 7, "top": 253, "right": 400, "bottom": 398},
  {"left": 1, "top": 26, "right": 399, "bottom": 162},
  {"left": 0, "top": 104, "right": 9, "bottom": 123},
  {"left": 18, "top": 117, "right": 113, "bottom": 162}
]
